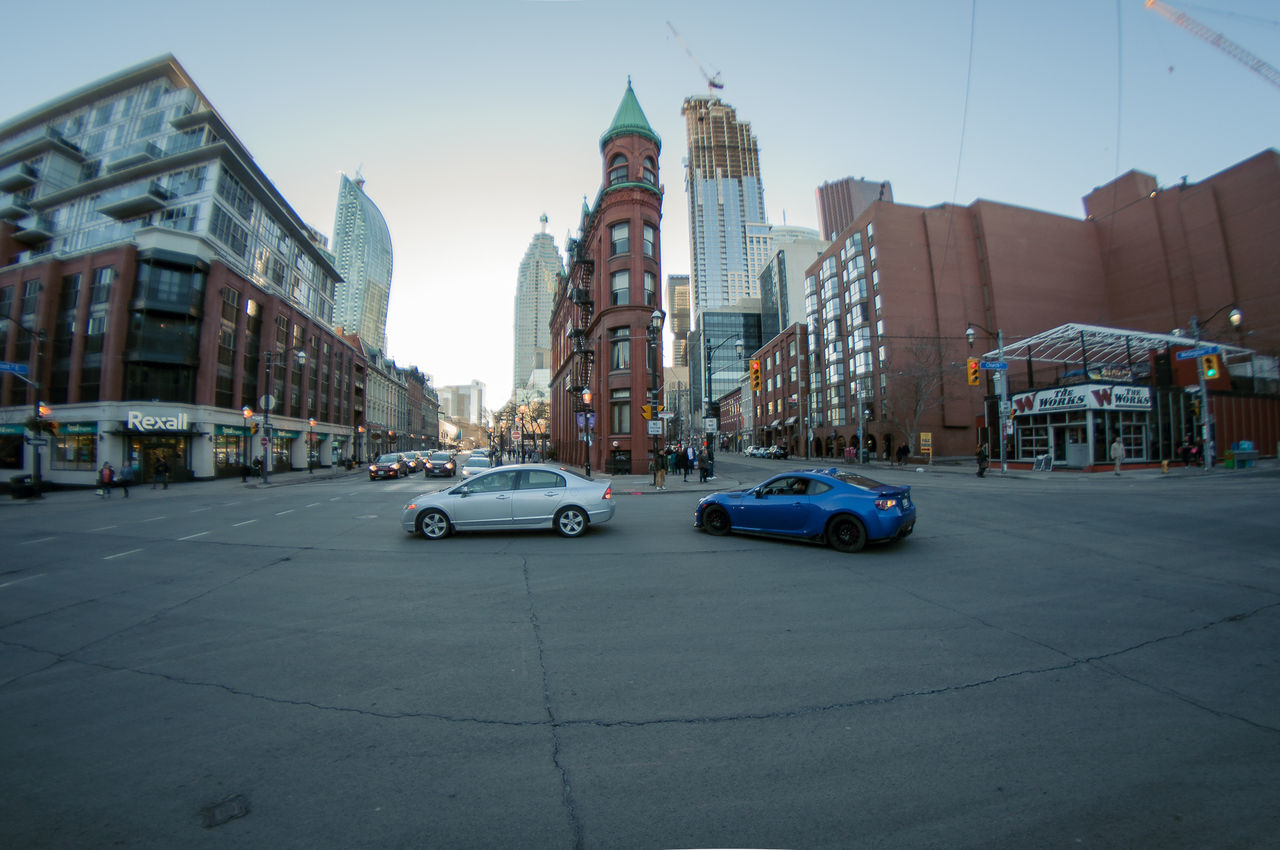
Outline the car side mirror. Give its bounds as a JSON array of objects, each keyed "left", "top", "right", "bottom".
[
  {"left": 753, "top": 488, "right": 764, "bottom": 499},
  {"left": 457, "top": 486, "right": 471, "bottom": 497}
]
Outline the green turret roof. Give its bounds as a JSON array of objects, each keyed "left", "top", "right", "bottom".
[{"left": 600, "top": 79, "right": 661, "bottom": 152}]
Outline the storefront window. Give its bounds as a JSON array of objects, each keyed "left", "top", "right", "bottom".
[
  {"left": 49, "top": 433, "right": 98, "bottom": 470},
  {"left": 213, "top": 426, "right": 250, "bottom": 478}
]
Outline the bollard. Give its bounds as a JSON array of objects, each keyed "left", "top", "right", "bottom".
[{"left": 1162, "top": 459, "right": 1169, "bottom": 474}]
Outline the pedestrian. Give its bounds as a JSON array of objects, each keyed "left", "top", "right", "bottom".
[
  {"left": 118, "top": 461, "right": 134, "bottom": 498},
  {"left": 153, "top": 455, "right": 170, "bottom": 489},
  {"left": 98, "top": 461, "right": 114, "bottom": 498},
  {"left": 1180, "top": 438, "right": 1192, "bottom": 468},
  {"left": 975, "top": 442, "right": 989, "bottom": 478},
  {"left": 698, "top": 447, "right": 709, "bottom": 483},
  {"left": 1110, "top": 434, "right": 1126, "bottom": 475},
  {"left": 654, "top": 448, "right": 667, "bottom": 490},
  {"left": 684, "top": 444, "right": 695, "bottom": 482},
  {"left": 897, "top": 444, "right": 910, "bottom": 466}
]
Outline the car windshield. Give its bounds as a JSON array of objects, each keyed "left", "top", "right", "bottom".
[
  {"left": 465, "top": 457, "right": 490, "bottom": 467},
  {"left": 429, "top": 452, "right": 452, "bottom": 462},
  {"left": 376, "top": 454, "right": 400, "bottom": 463}
]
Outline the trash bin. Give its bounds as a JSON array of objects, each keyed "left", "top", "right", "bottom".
[{"left": 9, "top": 474, "right": 34, "bottom": 499}]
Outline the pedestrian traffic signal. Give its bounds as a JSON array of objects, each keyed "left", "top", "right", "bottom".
[
  {"left": 966, "top": 358, "right": 980, "bottom": 386},
  {"left": 1201, "top": 354, "right": 1221, "bottom": 380},
  {"left": 749, "top": 359, "right": 762, "bottom": 391}
]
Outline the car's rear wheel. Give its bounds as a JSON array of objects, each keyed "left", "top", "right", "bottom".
[
  {"left": 554, "top": 506, "right": 588, "bottom": 538},
  {"left": 417, "top": 510, "right": 451, "bottom": 539},
  {"left": 702, "top": 505, "right": 731, "bottom": 536},
  {"left": 827, "top": 515, "right": 866, "bottom": 553}
]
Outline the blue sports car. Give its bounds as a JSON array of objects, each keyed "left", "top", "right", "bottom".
[{"left": 693, "top": 467, "right": 916, "bottom": 553}]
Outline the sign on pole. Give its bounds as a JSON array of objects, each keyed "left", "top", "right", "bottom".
[
  {"left": 980, "top": 361, "right": 1008, "bottom": 370},
  {"left": 647, "top": 420, "right": 663, "bottom": 436},
  {"left": 0, "top": 361, "right": 29, "bottom": 376},
  {"left": 1175, "top": 345, "right": 1220, "bottom": 360}
]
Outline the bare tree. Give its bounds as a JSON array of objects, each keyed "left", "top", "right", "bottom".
[{"left": 883, "top": 334, "right": 947, "bottom": 455}]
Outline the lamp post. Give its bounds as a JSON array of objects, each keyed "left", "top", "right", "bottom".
[
  {"left": 966, "top": 324, "right": 1008, "bottom": 475},
  {"left": 308, "top": 418, "right": 316, "bottom": 474},
  {"left": 703, "top": 335, "right": 744, "bottom": 443},
  {"left": 260, "top": 346, "right": 306, "bottom": 485},
  {"left": 646, "top": 308, "right": 666, "bottom": 485},
  {"left": 1, "top": 319, "right": 47, "bottom": 497},
  {"left": 581, "top": 387, "right": 593, "bottom": 477},
  {"left": 241, "top": 406, "right": 253, "bottom": 482},
  {"left": 1188, "top": 305, "right": 1242, "bottom": 471}
]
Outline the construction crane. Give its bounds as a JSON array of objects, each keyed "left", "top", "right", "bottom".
[
  {"left": 1145, "top": 0, "right": 1280, "bottom": 92},
  {"left": 667, "top": 21, "right": 725, "bottom": 95}
]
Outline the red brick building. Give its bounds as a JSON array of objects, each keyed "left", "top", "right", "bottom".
[
  {"left": 797, "top": 149, "right": 1280, "bottom": 465},
  {"left": 550, "top": 82, "right": 664, "bottom": 475}
]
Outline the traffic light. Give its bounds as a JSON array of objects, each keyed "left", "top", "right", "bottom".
[
  {"left": 1201, "top": 354, "right": 1221, "bottom": 380},
  {"left": 966, "top": 358, "right": 981, "bottom": 386},
  {"left": 641, "top": 404, "right": 653, "bottom": 420},
  {"left": 749, "top": 359, "right": 762, "bottom": 392}
]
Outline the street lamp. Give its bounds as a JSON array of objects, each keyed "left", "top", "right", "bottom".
[
  {"left": 646, "top": 308, "right": 666, "bottom": 485},
  {"left": 1186, "top": 305, "right": 1242, "bottom": 470},
  {"left": 0, "top": 318, "right": 48, "bottom": 497},
  {"left": 966, "top": 323, "right": 1008, "bottom": 475},
  {"left": 241, "top": 405, "right": 254, "bottom": 482},
  {"left": 703, "top": 335, "right": 744, "bottom": 437},
  {"left": 581, "top": 387, "right": 593, "bottom": 477},
  {"left": 308, "top": 418, "right": 316, "bottom": 474},
  {"left": 260, "top": 345, "right": 306, "bottom": 485}
]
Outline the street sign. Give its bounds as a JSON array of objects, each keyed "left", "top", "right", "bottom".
[
  {"left": 259, "top": 394, "right": 276, "bottom": 411},
  {"left": 0, "top": 361, "right": 29, "bottom": 376},
  {"left": 658, "top": 411, "right": 675, "bottom": 419},
  {"left": 260, "top": 437, "right": 269, "bottom": 447},
  {"left": 26, "top": 437, "right": 48, "bottom": 446},
  {"left": 647, "top": 420, "right": 663, "bottom": 436},
  {"left": 703, "top": 417, "right": 718, "bottom": 431},
  {"left": 1175, "top": 345, "right": 1220, "bottom": 360},
  {"left": 980, "top": 361, "right": 1007, "bottom": 370}
]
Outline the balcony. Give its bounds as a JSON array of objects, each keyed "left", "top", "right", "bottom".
[
  {"left": 0, "top": 193, "right": 32, "bottom": 220},
  {"left": 97, "top": 181, "right": 171, "bottom": 219},
  {"left": 11, "top": 213, "right": 54, "bottom": 243},
  {"left": 107, "top": 141, "right": 163, "bottom": 173},
  {"left": 0, "top": 127, "right": 82, "bottom": 169},
  {"left": 0, "top": 162, "right": 37, "bottom": 192}
]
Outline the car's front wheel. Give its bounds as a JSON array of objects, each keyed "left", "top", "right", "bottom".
[
  {"left": 417, "top": 509, "right": 451, "bottom": 540},
  {"left": 827, "top": 515, "right": 866, "bottom": 553},
  {"left": 701, "top": 505, "right": 731, "bottom": 536},
  {"left": 554, "top": 506, "right": 588, "bottom": 538}
]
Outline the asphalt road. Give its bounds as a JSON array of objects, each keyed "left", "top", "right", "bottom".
[{"left": 1, "top": 458, "right": 1277, "bottom": 848}]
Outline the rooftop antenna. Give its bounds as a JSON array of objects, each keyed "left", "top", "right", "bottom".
[{"left": 666, "top": 20, "right": 725, "bottom": 95}]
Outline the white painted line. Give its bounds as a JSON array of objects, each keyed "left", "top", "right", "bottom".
[
  {"left": 189, "top": 507, "right": 210, "bottom": 513},
  {"left": 305, "top": 503, "right": 320, "bottom": 508},
  {"left": 177, "top": 531, "right": 210, "bottom": 541},
  {"left": 88, "top": 525, "right": 117, "bottom": 532},
  {"left": 0, "top": 574, "right": 42, "bottom": 590},
  {"left": 104, "top": 549, "right": 142, "bottom": 560},
  {"left": 141, "top": 516, "right": 167, "bottom": 523},
  {"left": 232, "top": 519, "right": 257, "bottom": 527},
  {"left": 275, "top": 509, "right": 294, "bottom": 516},
  {"left": 19, "top": 536, "right": 57, "bottom": 546}
]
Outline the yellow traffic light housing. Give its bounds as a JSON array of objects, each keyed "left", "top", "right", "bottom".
[
  {"left": 749, "top": 359, "right": 762, "bottom": 392},
  {"left": 966, "top": 358, "right": 981, "bottom": 386},
  {"left": 1201, "top": 354, "right": 1221, "bottom": 380},
  {"left": 641, "top": 404, "right": 653, "bottom": 420}
]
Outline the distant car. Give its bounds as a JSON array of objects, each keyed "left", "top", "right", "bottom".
[
  {"left": 460, "top": 455, "right": 492, "bottom": 478},
  {"left": 423, "top": 451, "right": 457, "bottom": 477},
  {"left": 765, "top": 445, "right": 789, "bottom": 459},
  {"left": 471, "top": 448, "right": 490, "bottom": 458},
  {"left": 693, "top": 467, "right": 916, "bottom": 553},
  {"left": 401, "top": 452, "right": 426, "bottom": 473},
  {"left": 369, "top": 453, "right": 409, "bottom": 480},
  {"left": 401, "top": 463, "right": 615, "bottom": 539},
  {"left": 745, "top": 445, "right": 765, "bottom": 458}
]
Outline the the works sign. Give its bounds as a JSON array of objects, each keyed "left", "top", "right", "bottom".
[
  {"left": 126, "top": 410, "right": 191, "bottom": 431},
  {"left": 1011, "top": 384, "right": 1151, "bottom": 415}
]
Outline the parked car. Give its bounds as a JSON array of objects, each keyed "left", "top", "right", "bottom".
[
  {"left": 460, "top": 455, "right": 492, "bottom": 478},
  {"left": 423, "top": 450, "right": 457, "bottom": 477},
  {"left": 693, "top": 467, "right": 916, "bottom": 553},
  {"left": 401, "top": 463, "right": 615, "bottom": 539},
  {"left": 765, "top": 445, "right": 790, "bottom": 459},
  {"left": 745, "top": 445, "right": 765, "bottom": 458},
  {"left": 369, "top": 453, "right": 409, "bottom": 480}
]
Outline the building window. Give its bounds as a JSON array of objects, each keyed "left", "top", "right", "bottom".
[
  {"left": 643, "top": 224, "right": 656, "bottom": 257},
  {"left": 609, "top": 327, "right": 630, "bottom": 370},
  {"left": 610, "top": 388, "right": 631, "bottom": 434},
  {"left": 644, "top": 271, "right": 656, "bottom": 306},
  {"left": 608, "top": 154, "right": 628, "bottom": 186},
  {"left": 610, "top": 222, "right": 629, "bottom": 255},
  {"left": 642, "top": 157, "right": 656, "bottom": 185},
  {"left": 610, "top": 270, "right": 629, "bottom": 306}
]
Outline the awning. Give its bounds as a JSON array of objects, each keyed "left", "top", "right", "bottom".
[
  {"left": 983, "top": 322, "right": 1255, "bottom": 366},
  {"left": 784, "top": 416, "right": 799, "bottom": 426},
  {"left": 769, "top": 418, "right": 782, "bottom": 428}
]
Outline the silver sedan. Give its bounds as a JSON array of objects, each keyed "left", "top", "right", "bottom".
[{"left": 400, "top": 463, "right": 615, "bottom": 539}]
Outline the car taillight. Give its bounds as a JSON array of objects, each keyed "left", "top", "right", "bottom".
[
  {"left": 603, "top": 486, "right": 612, "bottom": 500},
  {"left": 874, "top": 497, "right": 899, "bottom": 510}
]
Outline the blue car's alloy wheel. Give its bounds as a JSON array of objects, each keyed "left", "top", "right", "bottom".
[
  {"left": 702, "top": 505, "right": 731, "bottom": 536},
  {"left": 827, "top": 515, "right": 866, "bottom": 553}
]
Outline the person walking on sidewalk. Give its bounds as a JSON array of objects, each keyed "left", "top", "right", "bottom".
[
  {"left": 153, "top": 455, "right": 170, "bottom": 489},
  {"left": 97, "top": 462, "right": 114, "bottom": 497},
  {"left": 654, "top": 447, "right": 667, "bottom": 490},
  {"left": 975, "top": 442, "right": 990, "bottom": 478},
  {"left": 118, "top": 461, "right": 134, "bottom": 498},
  {"left": 1110, "top": 434, "right": 1126, "bottom": 475},
  {"left": 684, "top": 445, "right": 695, "bottom": 482}
]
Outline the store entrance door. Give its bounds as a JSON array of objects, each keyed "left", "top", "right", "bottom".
[{"left": 1054, "top": 425, "right": 1089, "bottom": 468}]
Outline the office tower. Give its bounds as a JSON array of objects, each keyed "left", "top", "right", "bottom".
[
  {"left": 681, "top": 95, "right": 769, "bottom": 328},
  {"left": 513, "top": 214, "right": 563, "bottom": 397},
  {"left": 666, "top": 273, "right": 690, "bottom": 367},
  {"left": 758, "top": 225, "right": 827, "bottom": 343},
  {"left": 332, "top": 172, "right": 393, "bottom": 351},
  {"left": 815, "top": 176, "right": 892, "bottom": 241}
]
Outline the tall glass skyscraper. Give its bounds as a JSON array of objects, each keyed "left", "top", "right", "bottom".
[
  {"left": 332, "top": 173, "right": 393, "bottom": 351},
  {"left": 513, "top": 214, "right": 563, "bottom": 397},
  {"left": 681, "top": 95, "right": 770, "bottom": 330}
]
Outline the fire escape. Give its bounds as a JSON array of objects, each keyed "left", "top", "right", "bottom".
[{"left": 564, "top": 237, "right": 595, "bottom": 414}]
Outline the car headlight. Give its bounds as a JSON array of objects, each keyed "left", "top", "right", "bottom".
[
  {"left": 404, "top": 502, "right": 418, "bottom": 510},
  {"left": 368, "top": 465, "right": 377, "bottom": 472},
  {"left": 446, "top": 462, "right": 455, "bottom": 469}
]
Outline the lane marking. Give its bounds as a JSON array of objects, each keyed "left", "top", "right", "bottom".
[
  {"left": 141, "top": 516, "right": 168, "bottom": 523},
  {"left": 19, "top": 536, "right": 57, "bottom": 546},
  {"left": 232, "top": 519, "right": 257, "bottom": 527},
  {"left": 305, "top": 503, "right": 320, "bottom": 508},
  {"left": 0, "top": 574, "right": 43, "bottom": 589},
  {"left": 189, "top": 507, "right": 210, "bottom": 513},
  {"left": 275, "top": 509, "right": 294, "bottom": 516},
  {"left": 88, "top": 525, "right": 117, "bottom": 532},
  {"left": 178, "top": 531, "right": 210, "bottom": 541},
  {"left": 104, "top": 548, "right": 142, "bottom": 560}
]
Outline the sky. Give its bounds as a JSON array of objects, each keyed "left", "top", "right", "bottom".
[{"left": 6, "top": 0, "right": 1280, "bottom": 411}]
